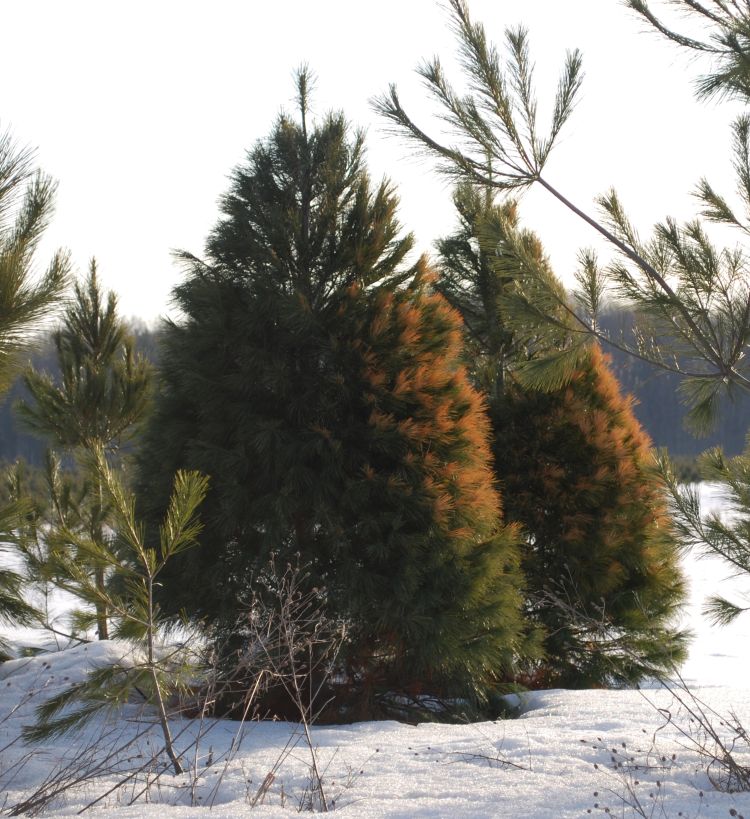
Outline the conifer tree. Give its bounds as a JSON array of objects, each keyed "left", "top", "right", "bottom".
[
  {"left": 435, "top": 182, "right": 573, "bottom": 395},
  {"left": 379, "top": 0, "right": 750, "bottom": 630},
  {"left": 137, "top": 69, "right": 417, "bottom": 624},
  {"left": 324, "top": 271, "right": 529, "bottom": 703},
  {"left": 375, "top": 0, "right": 750, "bottom": 428},
  {"left": 138, "top": 73, "right": 530, "bottom": 708},
  {"left": 18, "top": 264, "right": 151, "bottom": 639},
  {"left": 436, "top": 186, "right": 686, "bottom": 685},
  {"left": 23, "top": 447, "right": 207, "bottom": 777},
  {"left": 493, "top": 345, "right": 688, "bottom": 686}
]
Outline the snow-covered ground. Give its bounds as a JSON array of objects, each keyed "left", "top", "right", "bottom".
[{"left": 0, "top": 485, "right": 748, "bottom": 818}]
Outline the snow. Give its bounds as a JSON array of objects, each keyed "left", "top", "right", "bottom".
[{"left": 1, "top": 485, "right": 749, "bottom": 817}]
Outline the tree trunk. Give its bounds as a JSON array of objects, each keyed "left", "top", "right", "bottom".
[{"left": 94, "top": 566, "right": 109, "bottom": 640}]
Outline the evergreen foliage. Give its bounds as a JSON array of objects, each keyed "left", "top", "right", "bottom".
[
  {"left": 23, "top": 446, "right": 207, "bottom": 777},
  {"left": 0, "top": 127, "right": 69, "bottom": 394},
  {"left": 434, "top": 184, "right": 569, "bottom": 398},
  {"left": 493, "top": 345, "right": 688, "bottom": 686},
  {"left": 323, "top": 273, "right": 529, "bottom": 702},
  {"left": 600, "top": 307, "right": 750, "bottom": 458},
  {"left": 138, "top": 70, "right": 418, "bottom": 625},
  {"left": 138, "top": 72, "right": 529, "bottom": 707},
  {"left": 0, "top": 324, "right": 158, "bottom": 469},
  {"left": 627, "top": 1, "right": 750, "bottom": 102},
  {"left": 1, "top": 318, "right": 745, "bottom": 465},
  {"left": 19, "top": 263, "right": 150, "bottom": 452},
  {"left": 375, "top": 0, "right": 750, "bottom": 429},
  {"left": 17, "top": 265, "right": 151, "bottom": 639},
  {"left": 6, "top": 451, "right": 111, "bottom": 642},
  {"left": 659, "top": 445, "right": 750, "bottom": 627},
  {"left": 621, "top": 2, "right": 750, "bottom": 629},
  {"left": 377, "top": 0, "right": 750, "bottom": 638},
  {"left": 435, "top": 186, "right": 687, "bottom": 685},
  {"left": 0, "top": 487, "right": 37, "bottom": 658}
]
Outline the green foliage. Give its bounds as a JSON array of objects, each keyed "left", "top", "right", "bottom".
[
  {"left": 322, "top": 276, "right": 531, "bottom": 702},
  {"left": 374, "top": 2, "right": 583, "bottom": 192},
  {"left": 0, "top": 127, "right": 69, "bottom": 395},
  {"left": 627, "top": 1, "right": 750, "bottom": 102},
  {"left": 658, "top": 446, "right": 750, "bottom": 626},
  {"left": 19, "top": 262, "right": 151, "bottom": 452},
  {"left": 0, "top": 325, "right": 159, "bottom": 469},
  {"left": 436, "top": 187, "right": 686, "bottom": 685},
  {"left": 434, "top": 184, "right": 571, "bottom": 397},
  {"left": 0, "top": 511, "right": 37, "bottom": 659},
  {"left": 23, "top": 447, "right": 207, "bottom": 775},
  {"left": 16, "top": 264, "right": 151, "bottom": 640},
  {"left": 138, "top": 73, "right": 530, "bottom": 708},
  {"left": 591, "top": 187, "right": 750, "bottom": 433},
  {"left": 378, "top": 0, "right": 750, "bottom": 637},
  {"left": 137, "top": 70, "right": 420, "bottom": 624},
  {"left": 376, "top": 0, "right": 750, "bottom": 429},
  {"left": 597, "top": 307, "right": 750, "bottom": 458},
  {"left": 4, "top": 453, "right": 97, "bottom": 645},
  {"left": 493, "top": 346, "right": 688, "bottom": 686},
  {"left": 193, "top": 67, "right": 414, "bottom": 304}
]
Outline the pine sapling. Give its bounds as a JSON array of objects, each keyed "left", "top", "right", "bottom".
[
  {"left": 23, "top": 447, "right": 208, "bottom": 777},
  {"left": 18, "top": 263, "right": 151, "bottom": 639}
]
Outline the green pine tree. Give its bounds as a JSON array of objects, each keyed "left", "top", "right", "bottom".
[
  {"left": 375, "top": 0, "right": 750, "bottom": 427},
  {"left": 378, "top": 0, "right": 750, "bottom": 630},
  {"left": 136, "top": 69, "right": 417, "bottom": 626},
  {"left": 22, "top": 446, "right": 207, "bottom": 777},
  {"left": 137, "top": 72, "right": 531, "bottom": 712},
  {"left": 18, "top": 263, "right": 151, "bottom": 639}
]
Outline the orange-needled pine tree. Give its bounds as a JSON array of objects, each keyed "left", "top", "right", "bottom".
[
  {"left": 436, "top": 185, "right": 687, "bottom": 686},
  {"left": 492, "top": 345, "right": 688, "bottom": 686},
  {"left": 326, "top": 269, "right": 530, "bottom": 708}
]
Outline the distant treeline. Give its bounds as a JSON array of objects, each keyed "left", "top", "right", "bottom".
[
  {"left": 599, "top": 308, "right": 749, "bottom": 458},
  {"left": 0, "top": 310, "right": 746, "bottom": 468}
]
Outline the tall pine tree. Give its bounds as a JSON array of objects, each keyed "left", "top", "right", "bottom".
[
  {"left": 137, "top": 69, "right": 417, "bottom": 624},
  {"left": 138, "top": 73, "right": 530, "bottom": 709},
  {"left": 324, "top": 270, "right": 528, "bottom": 706}
]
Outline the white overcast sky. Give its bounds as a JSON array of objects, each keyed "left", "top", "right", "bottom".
[{"left": 1, "top": 0, "right": 742, "bottom": 323}]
